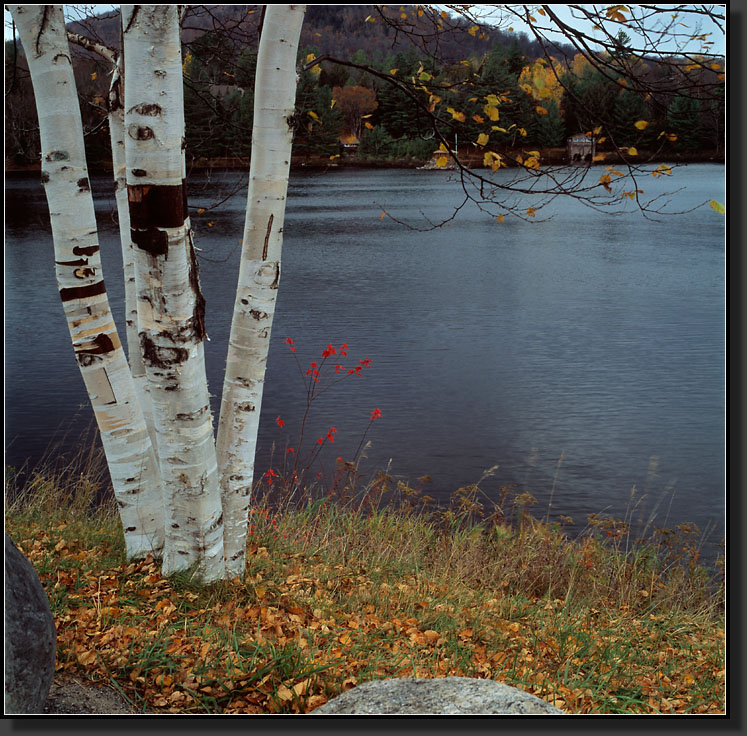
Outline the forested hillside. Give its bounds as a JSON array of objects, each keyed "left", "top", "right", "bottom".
[{"left": 5, "top": 5, "right": 725, "bottom": 169}]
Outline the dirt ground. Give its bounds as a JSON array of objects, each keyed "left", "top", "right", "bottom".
[{"left": 41, "top": 675, "right": 148, "bottom": 715}]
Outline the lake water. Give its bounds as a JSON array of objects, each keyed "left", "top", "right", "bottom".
[{"left": 5, "top": 164, "right": 726, "bottom": 554}]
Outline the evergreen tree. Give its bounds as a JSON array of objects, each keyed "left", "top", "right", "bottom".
[
  {"left": 562, "top": 65, "right": 618, "bottom": 137},
  {"left": 534, "top": 98, "right": 565, "bottom": 147},
  {"left": 462, "top": 42, "right": 533, "bottom": 148},
  {"left": 667, "top": 95, "right": 705, "bottom": 152},
  {"left": 611, "top": 89, "right": 652, "bottom": 147}
]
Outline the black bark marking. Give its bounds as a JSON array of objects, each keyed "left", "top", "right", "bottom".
[
  {"left": 206, "top": 512, "right": 223, "bottom": 534},
  {"left": 60, "top": 281, "right": 106, "bottom": 302},
  {"left": 72, "top": 245, "right": 99, "bottom": 257},
  {"left": 45, "top": 151, "right": 69, "bottom": 162},
  {"left": 128, "top": 183, "right": 187, "bottom": 229},
  {"left": 35, "top": 6, "right": 51, "bottom": 55},
  {"left": 77, "top": 177, "right": 90, "bottom": 191},
  {"left": 262, "top": 213, "right": 274, "bottom": 260},
  {"left": 187, "top": 232, "right": 207, "bottom": 341},
  {"left": 270, "top": 261, "right": 280, "bottom": 290},
  {"left": 171, "top": 523, "right": 180, "bottom": 529},
  {"left": 73, "top": 267, "right": 96, "bottom": 279},
  {"left": 175, "top": 406, "right": 207, "bottom": 421},
  {"left": 108, "top": 75, "right": 123, "bottom": 114},
  {"left": 75, "top": 333, "right": 116, "bottom": 362},
  {"left": 128, "top": 125, "right": 155, "bottom": 141},
  {"left": 55, "top": 258, "right": 88, "bottom": 267},
  {"left": 140, "top": 333, "right": 188, "bottom": 369},
  {"left": 249, "top": 309, "right": 268, "bottom": 321},
  {"left": 131, "top": 227, "right": 169, "bottom": 258},
  {"left": 133, "top": 103, "right": 162, "bottom": 116},
  {"left": 122, "top": 6, "right": 139, "bottom": 34},
  {"left": 140, "top": 332, "right": 189, "bottom": 368},
  {"left": 131, "top": 169, "right": 147, "bottom": 178},
  {"left": 125, "top": 526, "right": 137, "bottom": 532},
  {"left": 237, "top": 402, "right": 256, "bottom": 412},
  {"left": 41, "top": 171, "right": 50, "bottom": 183}
]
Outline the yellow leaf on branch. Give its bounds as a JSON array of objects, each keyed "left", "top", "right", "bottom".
[{"left": 484, "top": 105, "right": 500, "bottom": 121}]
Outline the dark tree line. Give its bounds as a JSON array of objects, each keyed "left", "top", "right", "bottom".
[{"left": 5, "top": 4, "right": 725, "bottom": 170}]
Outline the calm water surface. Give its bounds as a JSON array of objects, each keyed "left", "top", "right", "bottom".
[{"left": 5, "top": 165, "right": 725, "bottom": 552}]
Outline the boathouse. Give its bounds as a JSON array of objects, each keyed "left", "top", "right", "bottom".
[{"left": 567, "top": 134, "right": 596, "bottom": 164}]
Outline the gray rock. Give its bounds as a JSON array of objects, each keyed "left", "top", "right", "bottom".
[
  {"left": 310, "top": 677, "right": 565, "bottom": 715},
  {"left": 4, "top": 534, "right": 57, "bottom": 714}
]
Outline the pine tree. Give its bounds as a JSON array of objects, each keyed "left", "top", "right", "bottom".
[
  {"left": 611, "top": 89, "right": 652, "bottom": 147},
  {"left": 667, "top": 95, "right": 705, "bottom": 153}
]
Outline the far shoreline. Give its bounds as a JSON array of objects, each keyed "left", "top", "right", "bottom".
[{"left": 5, "top": 148, "right": 725, "bottom": 176}]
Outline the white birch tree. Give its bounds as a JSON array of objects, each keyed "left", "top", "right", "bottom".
[
  {"left": 121, "top": 4, "right": 225, "bottom": 581},
  {"left": 9, "top": 4, "right": 165, "bottom": 561},
  {"left": 66, "top": 29, "right": 160, "bottom": 455},
  {"left": 215, "top": 4, "right": 306, "bottom": 578}
]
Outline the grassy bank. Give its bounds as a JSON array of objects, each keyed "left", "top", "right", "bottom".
[{"left": 5, "top": 451, "right": 724, "bottom": 715}]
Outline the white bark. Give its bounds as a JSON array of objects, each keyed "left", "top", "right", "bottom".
[
  {"left": 122, "top": 4, "right": 224, "bottom": 581},
  {"left": 10, "top": 4, "right": 164, "bottom": 559},
  {"left": 66, "top": 29, "right": 160, "bottom": 461},
  {"left": 216, "top": 4, "right": 306, "bottom": 577},
  {"left": 107, "top": 53, "right": 159, "bottom": 459}
]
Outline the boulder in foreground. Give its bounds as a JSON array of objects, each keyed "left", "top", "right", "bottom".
[
  {"left": 4, "top": 534, "right": 57, "bottom": 714},
  {"left": 310, "top": 676, "right": 566, "bottom": 715}
]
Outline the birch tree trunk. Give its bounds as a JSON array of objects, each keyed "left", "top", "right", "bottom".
[
  {"left": 9, "top": 4, "right": 164, "bottom": 560},
  {"left": 216, "top": 4, "right": 306, "bottom": 577},
  {"left": 107, "top": 51, "right": 160, "bottom": 460},
  {"left": 66, "top": 30, "right": 160, "bottom": 459},
  {"left": 122, "top": 4, "right": 224, "bottom": 581}
]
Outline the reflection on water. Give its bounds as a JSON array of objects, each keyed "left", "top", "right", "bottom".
[{"left": 4, "top": 165, "right": 725, "bottom": 554}]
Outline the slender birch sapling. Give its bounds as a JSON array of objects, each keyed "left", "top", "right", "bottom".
[{"left": 216, "top": 4, "right": 307, "bottom": 577}]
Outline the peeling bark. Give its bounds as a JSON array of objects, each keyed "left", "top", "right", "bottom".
[
  {"left": 9, "top": 4, "right": 164, "bottom": 560},
  {"left": 216, "top": 4, "right": 306, "bottom": 577},
  {"left": 123, "top": 4, "right": 224, "bottom": 582}
]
